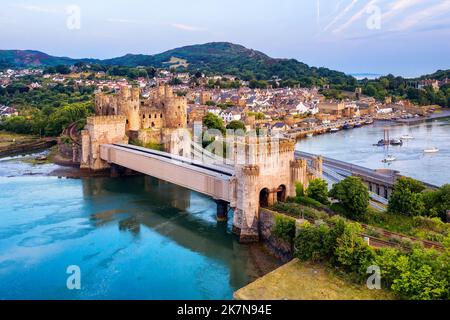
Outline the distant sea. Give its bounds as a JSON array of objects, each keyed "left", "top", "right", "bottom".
[{"left": 349, "top": 73, "right": 383, "bottom": 80}]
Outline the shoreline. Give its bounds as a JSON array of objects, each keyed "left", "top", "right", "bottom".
[{"left": 391, "top": 109, "right": 450, "bottom": 124}]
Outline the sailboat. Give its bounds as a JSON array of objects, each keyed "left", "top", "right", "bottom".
[
  {"left": 424, "top": 147, "right": 439, "bottom": 154},
  {"left": 382, "top": 155, "right": 396, "bottom": 163}
]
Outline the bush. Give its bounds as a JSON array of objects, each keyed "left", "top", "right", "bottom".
[
  {"left": 272, "top": 202, "right": 303, "bottom": 217},
  {"left": 272, "top": 214, "right": 296, "bottom": 243},
  {"left": 388, "top": 177, "right": 426, "bottom": 216},
  {"left": 294, "top": 196, "right": 324, "bottom": 209},
  {"left": 294, "top": 222, "right": 333, "bottom": 262},
  {"left": 295, "top": 182, "right": 304, "bottom": 197},
  {"left": 423, "top": 184, "right": 450, "bottom": 220},
  {"left": 334, "top": 222, "right": 376, "bottom": 279},
  {"left": 391, "top": 248, "right": 449, "bottom": 300},
  {"left": 306, "top": 179, "right": 329, "bottom": 205},
  {"left": 373, "top": 248, "right": 403, "bottom": 289},
  {"left": 329, "top": 177, "right": 369, "bottom": 220}
]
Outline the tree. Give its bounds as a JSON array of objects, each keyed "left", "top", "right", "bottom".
[
  {"left": 203, "top": 113, "right": 225, "bottom": 134},
  {"left": 388, "top": 177, "right": 426, "bottom": 216},
  {"left": 329, "top": 177, "right": 369, "bottom": 220},
  {"left": 306, "top": 178, "right": 329, "bottom": 205},
  {"left": 423, "top": 184, "right": 450, "bottom": 220},
  {"left": 391, "top": 248, "right": 449, "bottom": 300},
  {"left": 169, "top": 77, "right": 182, "bottom": 85},
  {"left": 226, "top": 120, "right": 246, "bottom": 132},
  {"left": 334, "top": 221, "right": 376, "bottom": 278}
]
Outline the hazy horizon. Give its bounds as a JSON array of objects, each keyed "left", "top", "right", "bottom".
[{"left": 1, "top": 0, "right": 449, "bottom": 78}]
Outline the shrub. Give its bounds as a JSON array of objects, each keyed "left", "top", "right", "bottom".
[
  {"left": 303, "top": 207, "right": 329, "bottom": 221},
  {"left": 334, "top": 221, "right": 376, "bottom": 279},
  {"left": 306, "top": 179, "right": 329, "bottom": 205},
  {"left": 294, "top": 196, "right": 324, "bottom": 209},
  {"left": 295, "top": 182, "right": 304, "bottom": 197},
  {"left": 272, "top": 202, "right": 302, "bottom": 217},
  {"left": 294, "top": 223, "right": 333, "bottom": 262},
  {"left": 391, "top": 248, "right": 449, "bottom": 300},
  {"left": 365, "top": 227, "right": 382, "bottom": 238},
  {"left": 373, "top": 248, "right": 403, "bottom": 289},
  {"left": 388, "top": 177, "right": 426, "bottom": 216},
  {"left": 272, "top": 214, "right": 296, "bottom": 243},
  {"left": 329, "top": 177, "right": 369, "bottom": 220},
  {"left": 423, "top": 184, "right": 450, "bottom": 220}
]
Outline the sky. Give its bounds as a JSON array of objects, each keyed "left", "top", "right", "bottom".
[{"left": 1, "top": 0, "right": 449, "bottom": 77}]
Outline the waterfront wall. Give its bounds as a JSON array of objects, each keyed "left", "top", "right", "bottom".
[
  {"left": 0, "top": 139, "right": 57, "bottom": 158},
  {"left": 259, "top": 208, "right": 294, "bottom": 262}
]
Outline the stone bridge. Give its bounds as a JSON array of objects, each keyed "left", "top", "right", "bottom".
[{"left": 80, "top": 116, "right": 322, "bottom": 242}]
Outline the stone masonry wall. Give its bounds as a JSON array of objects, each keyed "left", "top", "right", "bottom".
[{"left": 259, "top": 208, "right": 294, "bottom": 262}]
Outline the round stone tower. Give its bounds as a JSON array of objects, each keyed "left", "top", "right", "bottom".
[
  {"left": 163, "top": 85, "right": 187, "bottom": 129},
  {"left": 119, "top": 86, "right": 140, "bottom": 132}
]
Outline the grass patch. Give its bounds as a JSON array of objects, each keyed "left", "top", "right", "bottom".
[
  {"left": 0, "top": 130, "right": 38, "bottom": 148},
  {"left": 234, "top": 259, "right": 397, "bottom": 300},
  {"left": 365, "top": 209, "right": 449, "bottom": 243}
]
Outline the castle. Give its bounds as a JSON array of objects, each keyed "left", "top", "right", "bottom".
[
  {"left": 94, "top": 85, "right": 188, "bottom": 145},
  {"left": 80, "top": 85, "right": 188, "bottom": 170}
]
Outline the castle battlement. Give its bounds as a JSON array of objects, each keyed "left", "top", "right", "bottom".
[{"left": 86, "top": 115, "right": 127, "bottom": 125}]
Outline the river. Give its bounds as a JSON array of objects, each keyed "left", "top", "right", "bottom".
[
  {"left": 0, "top": 153, "right": 280, "bottom": 300},
  {"left": 296, "top": 117, "right": 450, "bottom": 186}
]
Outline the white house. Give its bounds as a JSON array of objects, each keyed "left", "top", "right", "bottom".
[{"left": 220, "top": 109, "right": 242, "bottom": 123}]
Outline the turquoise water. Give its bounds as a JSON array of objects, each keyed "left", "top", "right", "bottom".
[
  {"left": 296, "top": 118, "right": 450, "bottom": 186},
  {"left": 0, "top": 170, "right": 279, "bottom": 300}
]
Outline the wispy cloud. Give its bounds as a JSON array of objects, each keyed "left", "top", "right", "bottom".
[
  {"left": 13, "top": 4, "right": 59, "bottom": 14},
  {"left": 105, "top": 18, "right": 146, "bottom": 24},
  {"left": 323, "top": 0, "right": 359, "bottom": 31},
  {"left": 396, "top": 0, "right": 450, "bottom": 30},
  {"left": 333, "top": 0, "right": 378, "bottom": 34},
  {"left": 382, "top": 0, "right": 422, "bottom": 22},
  {"left": 172, "top": 23, "right": 206, "bottom": 32}
]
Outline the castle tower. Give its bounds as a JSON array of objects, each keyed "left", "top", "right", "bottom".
[
  {"left": 163, "top": 86, "right": 187, "bottom": 129},
  {"left": 80, "top": 116, "right": 128, "bottom": 171},
  {"left": 231, "top": 138, "right": 298, "bottom": 242},
  {"left": 119, "top": 86, "right": 140, "bottom": 132}
]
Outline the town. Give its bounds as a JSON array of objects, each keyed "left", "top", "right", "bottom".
[{"left": 1, "top": 65, "right": 447, "bottom": 140}]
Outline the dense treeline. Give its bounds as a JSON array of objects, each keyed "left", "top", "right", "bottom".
[
  {"left": 0, "top": 80, "right": 95, "bottom": 136},
  {"left": 44, "top": 63, "right": 158, "bottom": 80},
  {"left": 330, "top": 72, "right": 450, "bottom": 107}
]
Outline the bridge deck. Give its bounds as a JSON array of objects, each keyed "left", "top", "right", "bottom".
[{"left": 100, "top": 144, "right": 234, "bottom": 202}]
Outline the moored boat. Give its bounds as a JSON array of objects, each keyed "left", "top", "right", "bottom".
[
  {"left": 401, "top": 134, "right": 414, "bottom": 140},
  {"left": 390, "top": 139, "right": 403, "bottom": 146},
  {"left": 382, "top": 155, "right": 396, "bottom": 163},
  {"left": 343, "top": 123, "right": 353, "bottom": 130},
  {"left": 424, "top": 147, "right": 439, "bottom": 154}
]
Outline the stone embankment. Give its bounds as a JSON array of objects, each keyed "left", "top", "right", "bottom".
[{"left": 0, "top": 138, "right": 57, "bottom": 158}]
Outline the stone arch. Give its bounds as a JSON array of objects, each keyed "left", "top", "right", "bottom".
[
  {"left": 277, "top": 185, "right": 287, "bottom": 202},
  {"left": 151, "top": 122, "right": 155, "bottom": 128},
  {"left": 259, "top": 188, "right": 270, "bottom": 208}
]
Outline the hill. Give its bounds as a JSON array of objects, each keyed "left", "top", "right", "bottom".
[
  {"left": 0, "top": 43, "right": 353, "bottom": 85},
  {"left": 0, "top": 50, "right": 80, "bottom": 69},
  {"left": 102, "top": 42, "right": 353, "bottom": 84}
]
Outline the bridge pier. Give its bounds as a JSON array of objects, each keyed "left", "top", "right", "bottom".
[
  {"left": 110, "top": 164, "right": 123, "bottom": 178},
  {"left": 216, "top": 200, "right": 229, "bottom": 222}
]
